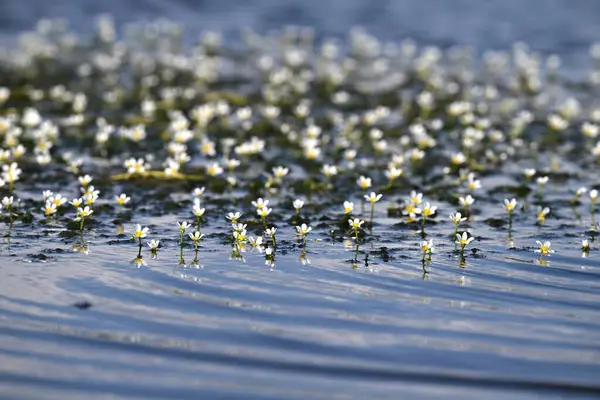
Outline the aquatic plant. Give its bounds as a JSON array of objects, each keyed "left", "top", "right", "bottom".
[{"left": 535, "top": 241, "right": 554, "bottom": 257}]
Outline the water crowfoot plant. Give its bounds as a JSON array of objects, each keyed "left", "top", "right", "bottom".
[
  {"left": 348, "top": 218, "right": 364, "bottom": 242},
  {"left": 536, "top": 207, "right": 550, "bottom": 225},
  {"left": 293, "top": 199, "right": 304, "bottom": 218},
  {"left": 257, "top": 206, "right": 272, "bottom": 230},
  {"left": 504, "top": 198, "right": 518, "bottom": 229},
  {"left": 357, "top": 176, "right": 372, "bottom": 213},
  {"left": 115, "top": 193, "right": 131, "bottom": 213},
  {"left": 364, "top": 192, "right": 382, "bottom": 229},
  {"left": 192, "top": 199, "right": 205, "bottom": 232},
  {"left": 177, "top": 221, "right": 191, "bottom": 246},
  {"left": 147, "top": 239, "right": 160, "bottom": 258},
  {"left": 296, "top": 223, "right": 312, "bottom": 245},
  {"left": 265, "top": 227, "right": 277, "bottom": 250},
  {"left": 132, "top": 224, "right": 149, "bottom": 257},
  {"left": 189, "top": 231, "right": 203, "bottom": 252},
  {"left": 535, "top": 241, "right": 555, "bottom": 259},
  {"left": 421, "top": 239, "right": 434, "bottom": 262},
  {"left": 582, "top": 239, "right": 590, "bottom": 258},
  {"left": 421, "top": 202, "right": 437, "bottom": 233},
  {"left": 75, "top": 206, "right": 93, "bottom": 230},
  {"left": 449, "top": 212, "right": 467, "bottom": 236},
  {"left": 455, "top": 232, "right": 474, "bottom": 259}
]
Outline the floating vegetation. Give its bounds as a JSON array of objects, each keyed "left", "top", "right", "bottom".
[{"left": 0, "top": 16, "right": 598, "bottom": 274}]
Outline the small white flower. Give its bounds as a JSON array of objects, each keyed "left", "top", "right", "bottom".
[
  {"left": 147, "top": 240, "right": 160, "bottom": 251},
  {"left": 348, "top": 218, "right": 364, "bottom": 229},
  {"left": 293, "top": 199, "right": 304, "bottom": 210},
  {"left": 296, "top": 223, "right": 312, "bottom": 236},
  {"left": 78, "top": 175, "right": 93, "bottom": 187},
  {"left": 537, "top": 176, "right": 549, "bottom": 185},
  {"left": 343, "top": 201, "right": 354, "bottom": 214},
  {"left": 251, "top": 198, "right": 269, "bottom": 210},
  {"left": 272, "top": 166, "right": 289, "bottom": 179},
  {"left": 364, "top": 192, "right": 383, "bottom": 204},
  {"left": 357, "top": 176, "right": 372, "bottom": 189},
  {"left": 177, "top": 221, "right": 191, "bottom": 232},
  {"left": 450, "top": 212, "right": 467, "bottom": 224},
  {"left": 226, "top": 212, "right": 242, "bottom": 223},
  {"left": 133, "top": 224, "right": 149, "bottom": 239},
  {"left": 421, "top": 203, "right": 437, "bottom": 217},
  {"left": 459, "top": 195, "right": 475, "bottom": 207},
  {"left": 535, "top": 241, "right": 554, "bottom": 255},
  {"left": 42, "top": 201, "right": 57, "bottom": 216},
  {"left": 456, "top": 232, "right": 474, "bottom": 248},
  {"left": 115, "top": 193, "right": 131, "bottom": 206},
  {"left": 257, "top": 207, "right": 272, "bottom": 217},
  {"left": 504, "top": 198, "right": 518, "bottom": 213}
]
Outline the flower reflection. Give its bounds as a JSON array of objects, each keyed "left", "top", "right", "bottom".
[
  {"left": 72, "top": 242, "right": 89, "bottom": 254},
  {"left": 132, "top": 255, "right": 146, "bottom": 267}
]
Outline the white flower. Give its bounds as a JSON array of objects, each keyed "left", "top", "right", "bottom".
[
  {"left": 133, "top": 224, "right": 149, "bottom": 239},
  {"left": 385, "top": 167, "right": 403, "bottom": 181},
  {"left": 348, "top": 218, "right": 364, "bottom": 229},
  {"left": 257, "top": 207, "right": 272, "bottom": 217},
  {"left": 49, "top": 194, "right": 67, "bottom": 207},
  {"left": 189, "top": 231, "right": 204, "bottom": 242},
  {"left": 591, "top": 189, "right": 598, "bottom": 202},
  {"left": 272, "top": 166, "right": 289, "bottom": 179},
  {"left": 450, "top": 212, "right": 467, "bottom": 224},
  {"left": 523, "top": 168, "right": 536, "bottom": 179},
  {"left": 364, "top": 192, "right": 383, "bottom": 204},
  {"left": 293, "top": 199, "right": 304, "bottom": 210},
  {"left": 537, "top": 207, "right": 550, "bottom": 221},
  {"left": 357, "top": 176, "right": 372, "bottom": 189},
  {"left": 249, "top": 236, "right": 263, "bottom": 247},
  {"left": 582, "top": 239, "right": 590, "bottom": 251},
  {"left": 459, "top": 195, "right": 475, "bottom": 207},
  {"left": 451, "top": 152, "right": 466, "bottom": 165},
  {"left": 537, "top": 176, "right": 549, "bottom": 185},
  {"left": 421, "top": 239, "right": 434, "bottom": 253},
  {"left": 115, "top": 193, "right": 131, "bottom": 206},
  {"left": 226, "top": 212, "right": 242, "bottom": 223},
  {"left": 177, "top": 221, "right": 191, "bottom": 232},
  {"left": 421, "top": 203, "right": 437, "bottom": 217},
  {"left": 2, "top": 196, "right": 14, "bottom": 207},
  {"left": 42, "top": 201, "right": 57, "bottom": 216},
  {"left": 251, "top": 198, "right": 269, "bottom": 210},
  {"left": 343, "top": 201, "right": 354, "bottom": 214},
  {"left": 535, "top": 241, "right": 554, "bottom": 255},
  {"left": 296, "top": 223, "right": 312, "bottom": 236},
  {"left": 456, "top": 232, "right": 474, "bottom": 248},
  {"left": 76, "top": 206, "right": 94, "bottom": 219},
  {"left": 265, "top": 227, "right": 277, "bottom": 236},
  {"left": 409, "top": 191, "right": 423, "bottom": 205},
  {"left": 192, "top": 200, "right": 206, "bottom": 217},
  {"left": 206, "top": 162, "right": 224, "bottom": 177},
  {"left": 78, "top": 175, "right": 93, "bottom": 186},
  {"left": 504, "top": 198, "right": 518, "bottom": 213},
  {"left": 321, "top": 164, "right": 338, "bottom": 177},
  {"left": 42, "top": 190, "right": 54, "bottom": 201},
  {"left": 147, "top": 240, "right": 160, "bottom": 251}
]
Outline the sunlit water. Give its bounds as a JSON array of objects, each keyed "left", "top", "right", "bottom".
[{"left": 1, "top": 2, "right": 600, "bottom": 399}]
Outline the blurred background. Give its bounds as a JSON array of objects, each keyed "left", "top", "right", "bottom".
[{"left": 1, "top": 0, "right": 599, "bottom": 70}]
